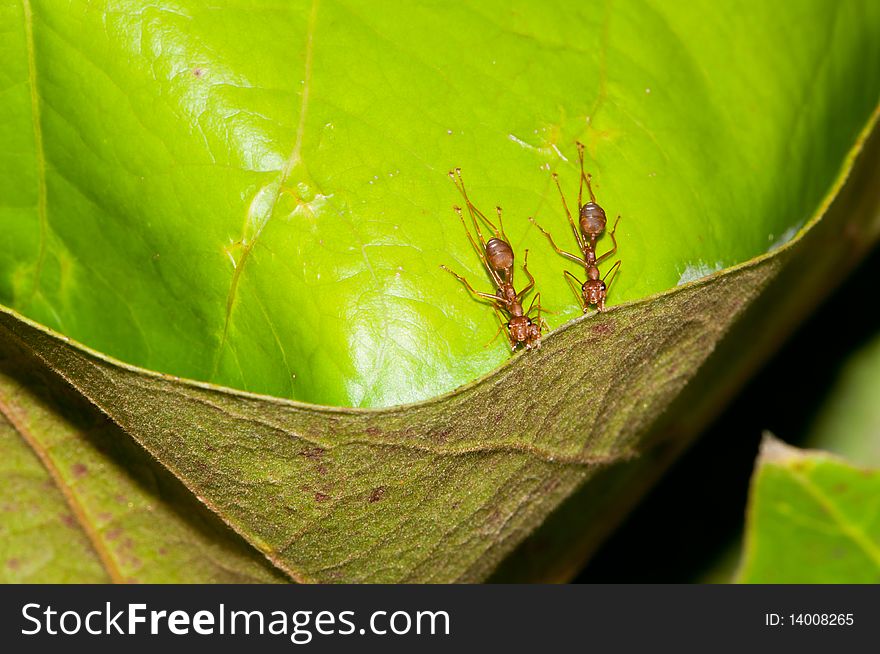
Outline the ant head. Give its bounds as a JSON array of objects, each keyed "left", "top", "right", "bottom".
[
  {"left": 528, "top": 320, "right": 542, "bottom": 342},
  {"left": 582, "top": 277, "right": 607, "bottom": 308},
  {"left": 579, "top": 202, "right": 607, "bottom": 236},
  {"left": 507, "top": 315, "right": 532, "bottom": 344}
]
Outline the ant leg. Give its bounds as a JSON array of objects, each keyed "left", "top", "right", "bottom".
[
  {"left": 563, "top": 269, "right": 586, "bottom": 311},
  {"left": 440, "top": 265, "right": 503, "bottom": 304},
  {"left": 602, "top": 259, "right": 621, "bottom": 287},
  {"left": 495, "top": 205, "right": 508, "bottom": 244},
  {"left": 525, "top": 289, "right": 555, "bottom": 319},
  {"left": 576, "top": 141, "right": 598, "bottom": 205},
  {"left": 524, "top": 290, "right": 540, "bottom": 316},
  {"left": 483, "top": 308, "right": 507, "bottom": 348},
  {"left": 450, "top": 169, "right": 503, "bottom": 244},
  {"left": 532, "top": 294, "right": 551, "bottom": 333},
  {"left": 577, "top": 143, "right": 584, "bottom": 209},
  {"left": 596, "top": 215, "right": 621, "bottom": 265},
  {"left": 530, "top": 217, "right": 588, "bottom": 267},
  {"left": 551, "top": 172, "right": 587, "bottom": 255},
  {"left": 450, "top": 170, "right": 487, "bottom": 247},
  {"left": 471, "top": 203, "right": 503, "bottom": 242},
  {"left": 517, "top": 250, "right": 536, "bottom": 301},
  {"left": 453, "top": 206, "right": 504, "bottom": 289},
  {"left": 596, "top": 261, "right": 621, "bottom": 313},
  {"left": 526, "top": 293, "right": 549, "bottom": 344},
  {"left": 489, "top": 307, "right": 518, "bottom": 350}
]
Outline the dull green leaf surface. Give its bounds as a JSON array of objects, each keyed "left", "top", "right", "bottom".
[
  {"left": 2, "top": 0, "right": 879, "bottom": 407},
  {"left": 1, "top": 1, "right": 880, "bottom": 583},
  {"left": 0, "top": 336, "right": 284, "bottom": 583},
  {"left": 738, "top": 436, "right": 880, "bottom": 584}
]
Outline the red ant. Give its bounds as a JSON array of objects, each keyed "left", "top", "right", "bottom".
[
  {"left": 530, "top": 142, "right": 621, "bottom": 312},
  {"left": 441, "top": 169, "right": 548, "bottom": 351}
]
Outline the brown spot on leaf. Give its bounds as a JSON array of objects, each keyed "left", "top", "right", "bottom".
[
  {"left": 430, "top": 429, "right": 451, "bottom": 444},
  {"left": 59, "top": 513, "right": 77, "bottom": 529},
  {"left": 300, "top": 447, "right": 325, "bottom": 460},
  {"left": 365, "top": 426, "right": 381, "bottom": 437},
  {"left": 314, "top": 492, "right": 330, "bottom": 502},
  {"left": 192, "top": 67, "right": 204, "bottom": 78},
  {"left": 7, "top": 558, "right": 20, "bottom": 571},
  {"left": 591, "top": 321, "right": 615, "bottom": 336},
  {"left": 105, "top": 527, "right": 123, "bottom": 541},
  {"left": 368, "top": 486, "right": 386, "bottom": 503}
]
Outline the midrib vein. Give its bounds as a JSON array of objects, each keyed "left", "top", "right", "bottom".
[
  {"left": 212, "top": 0, "right": 319, "bottom": 377},
  {"left": 21, "top": 0, "right": 48, "bottom": 302},
  {"left": 0, "top": 393, "right": 126, "bottom": 583}
]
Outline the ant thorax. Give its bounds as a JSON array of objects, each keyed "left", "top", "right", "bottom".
[{"left": 497, "top": 284, "right": 518, "bottom": 306}]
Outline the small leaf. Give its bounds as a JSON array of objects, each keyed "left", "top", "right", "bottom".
[{"left": 738, "top": 435, "right": 880, "bottom": 584}]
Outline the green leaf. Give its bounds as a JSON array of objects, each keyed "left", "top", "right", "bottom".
[
  {"left": 2, "top": 0, "right": 879, "bottom": 407},
  {"left": 1, "top": 1, "right": 880, "bottom": 582},
  {"left": 738, "top": 436, "right": 880, "bottom": 584},
  {"left": 0, "top": 336, "right": 284, "bottom": 583}
]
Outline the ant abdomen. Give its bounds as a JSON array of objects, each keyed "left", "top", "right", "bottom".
[
  {"left": 579, "top": 202, "right": 607, "bottom": 237},
  {"left": 485, "top": 237, "right": 514, "bottom": 271}
]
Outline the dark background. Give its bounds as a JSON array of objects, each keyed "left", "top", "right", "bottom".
[{"left": 576, "top": 235, "right": 880, "bottom": 582}]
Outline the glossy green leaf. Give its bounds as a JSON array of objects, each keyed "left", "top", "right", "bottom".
[
  {"left": 738, "top": 436, "right": 880, "bottom": 584},
  {"left": 1, "top": 1, "right": 880, "bottom": 583},
  {"left": 2, "top": 0, "right": 879, "bottom": 407},
  {"left": 0, "top": 336, "right": 284, "bottom": 583}
]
